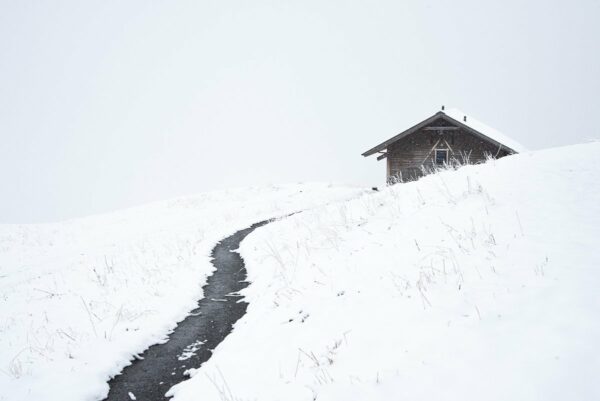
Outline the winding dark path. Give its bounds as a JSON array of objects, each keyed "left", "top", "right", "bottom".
[{"left": 104, "top": 219, "right": 270, "bottom": 401}]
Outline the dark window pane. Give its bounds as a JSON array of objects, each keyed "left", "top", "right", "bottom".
[{"left": 435, "top": 150, "right": 447, "bottom": 165}]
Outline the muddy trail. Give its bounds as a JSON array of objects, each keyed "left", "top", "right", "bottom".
[{"left": 104, "top": 219, "right": 270, "bottom": 400}]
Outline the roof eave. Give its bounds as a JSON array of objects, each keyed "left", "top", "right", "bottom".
[
  {"left": 362, "top": 111, "right": 445, "bottom": 157},
  {"left": 362, "top": 110, "right": 520, "bottom": 157},
  {"left": 441, "top": 113, "right": 520, "bottom": 154}
]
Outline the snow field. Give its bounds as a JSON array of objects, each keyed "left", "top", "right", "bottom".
[
  {"left": 0, "top": 183, "right": 363, "bottom": 401},
  {"left": 169, "top": 143, "right": 600, "bottom": 401}
]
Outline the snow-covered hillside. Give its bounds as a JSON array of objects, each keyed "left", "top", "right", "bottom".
[
  {"left": 170, "top": 143, "right": 600, "bottom": 401},
  {"left": 0, "top": 184, "right": 363, "bottom": 401}
]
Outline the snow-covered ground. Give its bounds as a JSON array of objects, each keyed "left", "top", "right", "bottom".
[
  {"left": 169, "top": 142, "right": 600, "bottom": 401},
  {"left": 0, "top": 184, "right": 364, "bottom": 401},
  {"left": 3, "top": 143, "right": 599, "bottom": 401}
]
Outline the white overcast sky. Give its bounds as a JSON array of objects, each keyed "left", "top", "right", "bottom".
[{"left": 1, "top": 0, "right": 599, "bottom": 223}]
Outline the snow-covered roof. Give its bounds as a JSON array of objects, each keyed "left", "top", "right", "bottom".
[
  {"left": 442, "top": 108, "right": 527, "bottom": 153},
  {"left": 362, "top": 108, "right": 527, "bottom": 157}
]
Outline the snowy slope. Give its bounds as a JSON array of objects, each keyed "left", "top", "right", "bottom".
[
  {"left": 170, "top": 143, "right": 600, "bottom": 401},
  {"left": 0, "top": 184, "right": 364, "bottom": 401}
]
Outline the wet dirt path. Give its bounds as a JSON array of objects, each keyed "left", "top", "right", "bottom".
[{"left": 104, "top": 219, "right": 269, "bottom": 401}]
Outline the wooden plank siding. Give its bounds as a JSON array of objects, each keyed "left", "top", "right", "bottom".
[{"left": 386, "top": 117, "right": 510, "bottom": 183}]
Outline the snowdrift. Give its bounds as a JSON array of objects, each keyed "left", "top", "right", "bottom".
[{"left": 170, "top": 143, "right": 600, "bottom": 401}]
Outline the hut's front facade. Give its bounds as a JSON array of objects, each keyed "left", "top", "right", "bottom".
[{"left": 362, "top": 107, "right": 526, "bottom": 183}]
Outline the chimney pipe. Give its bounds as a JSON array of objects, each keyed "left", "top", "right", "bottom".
[
  {"left": 463, "top": 115, "right": 467, "bottom": 122},
  {"left": 441, "top": 105, "right": 445, "bottom": 111}
]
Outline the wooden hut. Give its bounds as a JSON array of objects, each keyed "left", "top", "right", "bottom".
[{"left": 362, "top": 107, "right": 526, "bottom": 183}]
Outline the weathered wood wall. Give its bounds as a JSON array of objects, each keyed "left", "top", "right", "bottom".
[{"left": 386, "top": 117, "right": 510, "bottom": 182}]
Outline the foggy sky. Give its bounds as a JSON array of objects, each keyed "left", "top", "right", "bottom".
[{"left": 1, "top": 0, "right": 599, "bottom": 223}]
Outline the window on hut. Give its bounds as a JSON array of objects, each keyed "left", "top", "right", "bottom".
[{"left": 435, "top": 149, "right": 448, "bottom": 166}]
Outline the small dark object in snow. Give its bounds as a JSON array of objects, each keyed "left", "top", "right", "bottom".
[{"left": 372, "top": 187, "right": 379, "bottom": 191}]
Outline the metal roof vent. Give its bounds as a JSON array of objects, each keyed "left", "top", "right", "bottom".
[
  {"left": 441, "top": 105, "right": 445, "bottom": 111},
  {"left": 463, "top": 115, "right": 467, "bottom": 122}
]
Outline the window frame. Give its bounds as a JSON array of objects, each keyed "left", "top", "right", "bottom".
[{"left": 434, "top": 149, "right": 449, "bottom": 166}]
